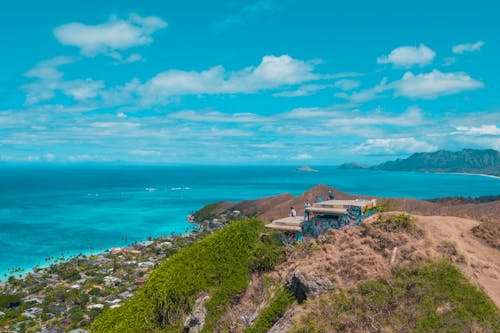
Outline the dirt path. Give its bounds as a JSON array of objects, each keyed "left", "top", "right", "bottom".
[{"left": 416, "top": 215, "right": 500, "bottom": 308}]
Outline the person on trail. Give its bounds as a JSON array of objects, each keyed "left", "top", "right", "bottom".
[
  {"left": 327, "top": 190, "right": 335, "bottom": 200},
  {"left": 290, "top": 207, "right": 297, "bottom": 217},
  {"left": 304, "top": 200, "right": 311, "bottom": 219}
]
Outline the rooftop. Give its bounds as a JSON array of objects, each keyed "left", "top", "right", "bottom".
[
  {"left": 313, "top": 198, "right": 376, "bottom": 208},
  {"left": 265, "top": 216, "right": 304, "bottom": 232}
]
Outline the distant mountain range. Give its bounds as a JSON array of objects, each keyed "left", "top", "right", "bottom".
[{"left": 338, "top": 149, "right": 500, "bottom": 176}]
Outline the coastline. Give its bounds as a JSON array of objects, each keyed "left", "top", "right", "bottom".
[
  {"left": 0, "top": 230, "right": 205, "bottom": 332},
  {"left": 431, "top": 171, "right": 500, "bottom": 180},
  {"left": 0, "top": 225, "right": 198, "bottom": 282}
]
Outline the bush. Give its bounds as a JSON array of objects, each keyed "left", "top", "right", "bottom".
[
  {"left": 372, "top": 213, "right": 416, "bottom": 233},
  {"left": 0, "top": 294, "right": 21, "bottom": 309},
  {"left": 245, "top": 288, "right": 295, "bottom": 333},
  {"left": 249, "top": 235, "right": 286, "bottom": 272}
]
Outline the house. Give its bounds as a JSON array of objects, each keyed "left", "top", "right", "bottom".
[
  {"left": 138, "top": 261, "right": 155, "bottom": 269},
  {"left": 23, "top": 307, "right": 43, "bottom": 318},
  {"left": 105, "top": 298, "right": 122, "bottom": 306},
  {"left": 87, "top": 304, "right": 104, "bottom": 310},
  {"left": 23, "top": 296, "right": 44, "bottom": 304},
  {"left": 265, "top": 198, "right": 377, "bottom": 241}
]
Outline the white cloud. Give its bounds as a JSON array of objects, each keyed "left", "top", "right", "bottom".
[
  {"left": 273, "top": 84, "right": 333, "bottom": 97},
  {"left": 67, "top": 155, "right": 99, "bottom": 162},
  {"left": 290, "top": 153, "right": 312, "bottom": 160},
  {"left": 453, "top": 125, "right": 500, "bottom": 136},
  {"left": 53, "top": 14, "right": 167, "bottom": 58},
  {"left": 392, "top": 70, "right": 484, "bottom": 99},
  {"left": 335, "top": 78, "right": 388, "bottom": 103},
  {"left": 452, "top": 41, "right": 485, "bottom": 54},
  {"left": 63, "top": 79, "right": 105, "bottom": 100},
  {"left": 25, "top": 56, "right": 77, "bottom": 80},
  {"left": 140, "top": 55, "right": 319, "bottom": 103},
  {"left": 43, "top": 153, "right": 55, "bottom": 161},
  {"left": 334, "top": 79, "right": 361, "bottom": 91},
  {"left": 256, "top": 154, "right": 279, "bottom": 160},
  {"left": 129, "top": 150, "right": 161, "bottom": 156},
  {"left": 23, "top": 57, "right": 104, "bottom": 104},
  {"left": 377, "top": 44, "right": 435, "bottom": 67},
  {"left": 355, "top": 137, "right": 437, "bottom": 155},
  {"left": 169, "top": 110, "right": 265, "bottom": 123}
]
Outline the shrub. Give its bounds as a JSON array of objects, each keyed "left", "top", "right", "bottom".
[
  {"left": 0, "top": 294, "right": 21, "bottom": 309},
  {"left": 372, "top": 213, "right": 416, "bottom": 233},
  {"left": 249, "top": 235, "right": 286, "bottom": 272},
  {"left": 245, "top": 288, "right": 295, "bottom": 333}
]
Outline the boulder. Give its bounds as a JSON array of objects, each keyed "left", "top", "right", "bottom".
[
  {"left": 183, "top": 295, "right": 210, "bottom": 333},
  {"left": 286, "top": 269, "right": 334, "bottom": 303}
]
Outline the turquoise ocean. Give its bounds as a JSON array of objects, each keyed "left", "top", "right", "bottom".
[{"left": 1, "top": 165, "right": 499, "bottom": 278}]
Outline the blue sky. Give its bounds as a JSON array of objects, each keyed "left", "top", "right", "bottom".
[{"left": 0, "top": 0, "right": 499, "bottom": 165}]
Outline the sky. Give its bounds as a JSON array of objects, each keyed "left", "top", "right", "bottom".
[{"left": 0, "top": 0, "right": 499, "bottom": 165}]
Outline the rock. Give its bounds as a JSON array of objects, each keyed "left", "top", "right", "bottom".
[
  {"left": 286, "top": 269, "right": 334, "bottom": 303},
  {"left": 183, "top": 295, "right": 210, "bottom": 333}
]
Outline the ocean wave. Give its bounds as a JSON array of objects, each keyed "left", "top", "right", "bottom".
[{"left": 170, "top": 187, "right": 191, "bottom": 191}]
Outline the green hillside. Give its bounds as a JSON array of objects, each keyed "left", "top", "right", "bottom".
[{"left": 91, "top": 219, "right": 284, "bottom": 333}]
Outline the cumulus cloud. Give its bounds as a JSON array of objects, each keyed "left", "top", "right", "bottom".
[
  {"left": 53, "top": 14, "right": 167, "bottom": 59},
  {"left": 392, "top": 70, "right": 484, "bottom": 99},
  {"left": 140, "top": 55, "right": 319, "bottom": 103},
  {"left": 23, "top": 57, "right": 104, "bottom": 104},
  {"left": 452, "top": 41, "right": 485, "bottom": 54},
  {"left": 337, "top": 69, "right": 483, "bottom": 102},
  {"left": 453, "top": 125, "right": 500, "bottom": 136},
  {"left": 355, "top": 137, "right": 437, "bottom": 155},
  {"left": 377, "top": 44, "right": 435, "bottom": 67}
]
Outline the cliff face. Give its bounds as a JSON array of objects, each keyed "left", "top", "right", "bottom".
[{"left": 373, "top": 149, "right": 500, "bottom": 176}]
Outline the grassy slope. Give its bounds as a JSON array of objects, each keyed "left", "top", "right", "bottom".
[
  {"left": 291, "top": 261, "right": 499, "bottom": 333},
  {"left": 91, "top": 219, "right": 283, "bottom": 333}
]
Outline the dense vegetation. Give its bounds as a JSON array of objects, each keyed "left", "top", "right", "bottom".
[
  {"left": 91, "top": 219, "right": 284, "bottom": 333},
  {"left": 245, "top": 288, "right": 295, "bottom": 333},
  {"left": 291, "top": 260, "right": 500, "bottom": 333}
]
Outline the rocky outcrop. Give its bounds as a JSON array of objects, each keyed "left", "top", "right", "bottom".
[
  {"left": 183, "top": 295, "right": 210, "bottom": 333},
  {"left": 286, "top": 269, "right": 334, "bottom": 303}
]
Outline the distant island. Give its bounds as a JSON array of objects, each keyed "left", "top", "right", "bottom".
[
  {"left": 296, "top": 165, "right": 318, "bottom": 172},
  {"left": 337, "top": 162, "right": 369, "bottom": 170},
  {"left": 340, "top": 149, "right": 500, "bottom": 177}
]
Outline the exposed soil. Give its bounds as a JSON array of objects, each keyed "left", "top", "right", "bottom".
[
  {"left": 416, "top": 215, "right": 500, "bottom": 308},
  {"left": 471, "top": 221, "right": 500, "bottom": 250}
]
